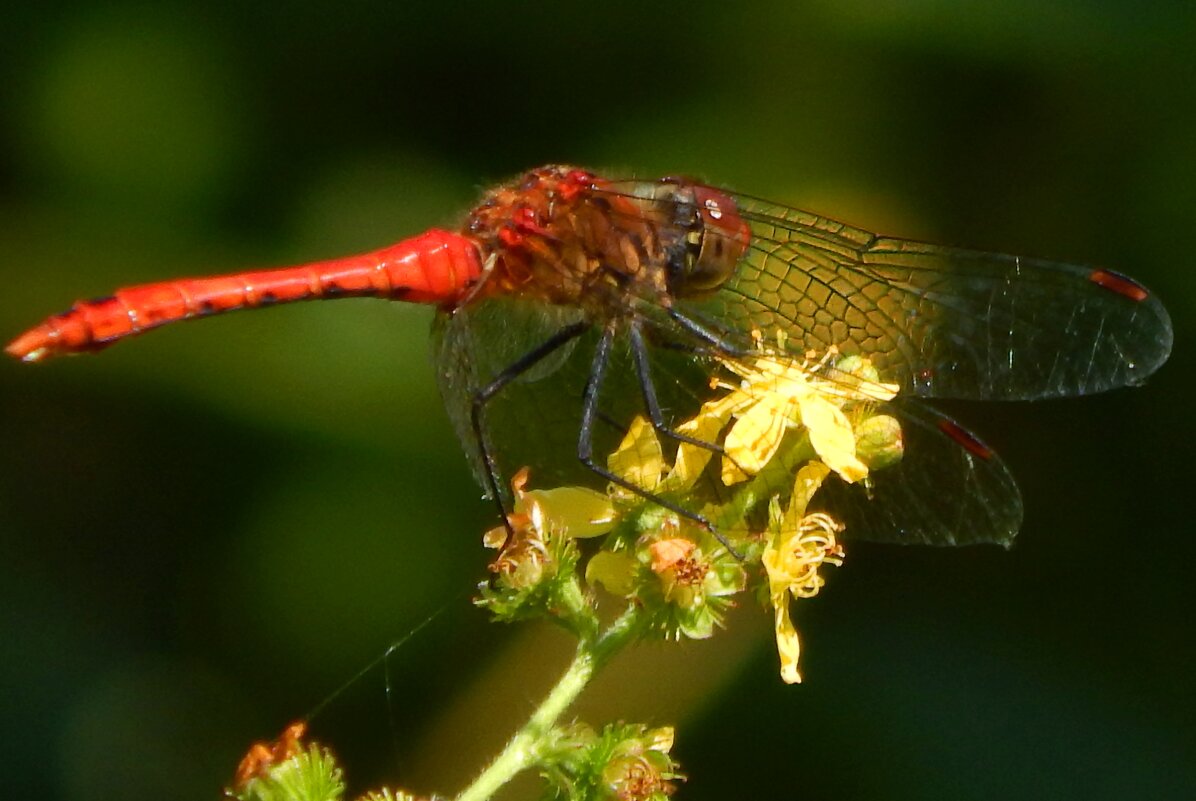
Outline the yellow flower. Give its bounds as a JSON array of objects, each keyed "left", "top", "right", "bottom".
[
  {"left": 716, "top": 346, "right": 899, "bottom": 486},
  {"left": 603, "top": 343, "right": 901, "bottom": 511},
  {"left": 761, "top": 462, "right": 846, "bottom": 684}
]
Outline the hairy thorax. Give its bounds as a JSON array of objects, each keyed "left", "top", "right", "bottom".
[{"left": 462, "top": 165, "right": 750, "bottom": 321}]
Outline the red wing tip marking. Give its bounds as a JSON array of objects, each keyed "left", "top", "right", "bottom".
[
  {"left": 937, "top": 419, "right": 993, "bottom": 460},
  {"left": 1088, "top": 269, "right": 1149, "bottom": 302}
]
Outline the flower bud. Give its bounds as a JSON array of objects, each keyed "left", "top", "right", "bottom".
[
  {"left": 835, "top": 353, "right": 880, "bottom": 383},
  {"left": 854, "top": 414, "right": 904, "bottom": 470}
]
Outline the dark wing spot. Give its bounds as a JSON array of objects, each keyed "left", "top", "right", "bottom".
[
  {"left": 1088, "top": 269, "right": 1149, "bottom": 302},
  {"left": 937, "top": 418, "right": 993, "bottom": 460}
]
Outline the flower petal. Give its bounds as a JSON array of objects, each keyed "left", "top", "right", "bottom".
[
  {"left": 665, "top": 395, "right": 738, "bottom": 490},
  {"left": 773, "top": 598, "right": 802, "bottom": 684},
  {"left": 796, "top": 391, "right": 869, "bottom": 483},
  {"left": 522, "top": 487, "right": 616, "bottom": 538},
  {"left": 722, "top": 393, "right": 793, "bottom": 484},
  {"left": 783, "top": 461, "right": 832, "bottom": 533},
  {"left": 607, "top": 415, "right": 664, "bottom": 491}
]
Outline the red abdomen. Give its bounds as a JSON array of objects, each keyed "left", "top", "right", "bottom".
[{"left": 6, "top": 229, "right": 483, "bottom": 362}]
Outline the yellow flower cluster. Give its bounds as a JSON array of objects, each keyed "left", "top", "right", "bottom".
[
  {"left": 485, "top": 336, "right": 903, "bottom": 684},
  {"left": 606, "top": 340, "right": 901, "bottom": 679},
  {"left": 709, "top": 342, "right": 895, "bottom": 683}
]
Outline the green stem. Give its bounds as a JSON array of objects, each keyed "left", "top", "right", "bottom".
[{"left": 454, "top": 608, "right": 641, "bottom": 801}]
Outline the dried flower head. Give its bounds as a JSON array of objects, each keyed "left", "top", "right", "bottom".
[{"left": 225, "top": 723, "right": 344, "bottom": 801}]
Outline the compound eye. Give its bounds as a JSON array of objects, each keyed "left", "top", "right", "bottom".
[
  {"left": 701, "top": 195, "right": 726, "bottom": 222},
  {"left": 691, "top": 186, "right": 746, "bottom": 235},
  {"left": 675, "top": 186, "right": 751, "bottom": 295}
]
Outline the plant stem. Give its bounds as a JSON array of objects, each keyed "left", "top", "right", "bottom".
[{"left": 454, "top": 608, "right": 640, "bottom": 801}]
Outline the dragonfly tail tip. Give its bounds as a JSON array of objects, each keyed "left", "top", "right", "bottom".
[{"left": 6, "top": 329, "right": 51, "bottom": 363}]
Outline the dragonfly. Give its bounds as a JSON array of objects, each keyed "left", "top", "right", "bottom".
[{"left": 6, "top": 165, "right": 1173, "bottom": 548}]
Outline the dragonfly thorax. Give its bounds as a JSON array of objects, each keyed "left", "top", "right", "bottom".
[{"left": 461, "top": 166, "right": 750, "bottom": 319}]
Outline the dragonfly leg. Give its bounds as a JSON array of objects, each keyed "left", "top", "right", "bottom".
[
  {"left": 471, "top": 321, "right": 591, "bottom": 533},
  {"left": 666, "top": 307, "right": 750, "bottom": 358},
  {"left": 631, "top": 322, "right": 760, "bottom": 490},
  {"left": 579, "top": 324, "right": 740, "bottom": 555},
  {"left": 628, "top": 320, "right": 746, "bottom": 479}
]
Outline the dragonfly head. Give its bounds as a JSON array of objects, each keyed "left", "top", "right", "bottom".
[{"left": 659, "top": 181, "right": 752, "bottom": 297}]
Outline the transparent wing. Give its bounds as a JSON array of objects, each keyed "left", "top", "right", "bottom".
[
  {"left": 692, "top": 195, "right": 1173, "bottom": 400},
  {"left": 813, "top": 401, "right": 1022, "bottom": 547},
  {"left": 432, "top": 298, "right": 580, "bottom": 499},
  {"left": 432, "top": 297, "right": 661, "bottom": 501},
  {"left": 432, "top": 181, "right": 1169, "bottom": 546},
  {"left": 432, "top": 296, "right": 1021, "bottom": 547}
]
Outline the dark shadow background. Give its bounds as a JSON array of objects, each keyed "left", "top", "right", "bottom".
[{"left": 2, "top": 2, "right": 1193, "bottom": 799}]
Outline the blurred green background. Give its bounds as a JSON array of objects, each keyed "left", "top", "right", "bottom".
[{"left": 2, "top": 2, "right": 1193, "bottom": 799}]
